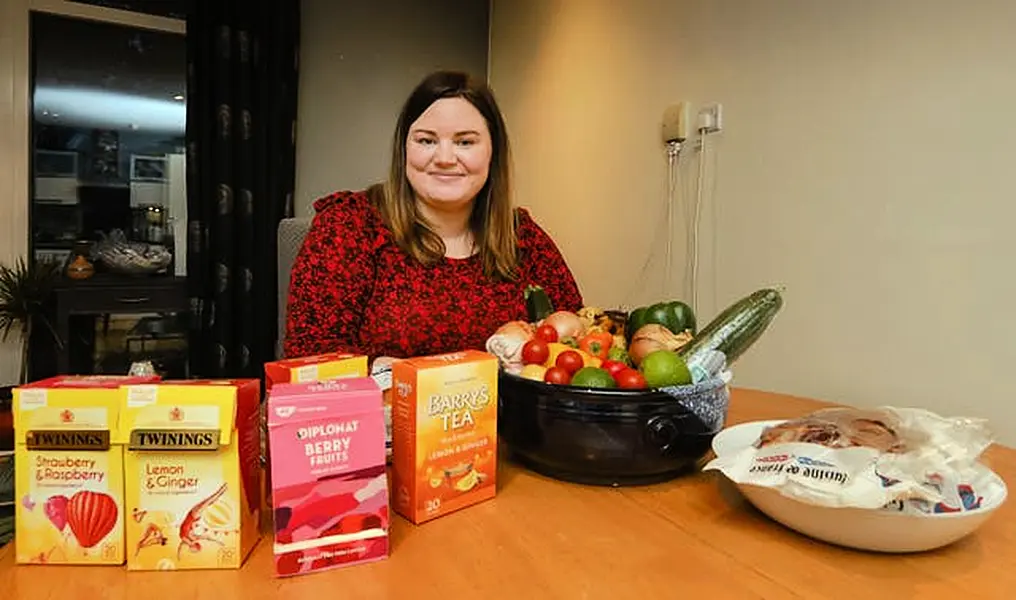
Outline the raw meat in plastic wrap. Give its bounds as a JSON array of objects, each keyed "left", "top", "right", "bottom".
[
  {"left": 484, "top": 321, "right": 534, "bottom": 375},
  {"left": 705, "top": 407, "right": 1005, "bottom": 514}
]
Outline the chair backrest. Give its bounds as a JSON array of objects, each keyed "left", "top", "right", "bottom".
[{"left": 276, "top": 217, "right": 312, "bottom": 358}]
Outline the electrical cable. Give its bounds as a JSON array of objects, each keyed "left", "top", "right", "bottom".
[
  {"left": 666, "top": 141, "right": 681, "bottom": 296},
  {"left": 689, "top": 131, "right": 707, "bottom": 312}
]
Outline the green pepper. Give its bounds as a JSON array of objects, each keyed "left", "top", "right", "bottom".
[{"left": 626, "top": 300, "right": 697, "bottom": 338}]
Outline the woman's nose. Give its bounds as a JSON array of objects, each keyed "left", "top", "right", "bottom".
[{"left": 434, "top": 140, "right": 456, "bottom": 164}]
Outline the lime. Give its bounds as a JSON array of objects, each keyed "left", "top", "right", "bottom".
[
  {"left": 570, "top": 367, "right": 617, "bottom": 388},
  {"left": 639, "top": 350, "right": 692, "bottom": 388}
]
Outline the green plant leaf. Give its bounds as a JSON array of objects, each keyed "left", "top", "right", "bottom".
[{"left": 0, "top": 256, "right": 62, "bottom": 345}]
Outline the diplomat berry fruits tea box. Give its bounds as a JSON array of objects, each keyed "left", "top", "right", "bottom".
[{"left": 267, "top": 377, "right": 388, "bottom": 577}]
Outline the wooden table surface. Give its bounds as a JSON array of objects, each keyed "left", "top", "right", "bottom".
[{"left": 1, "top": 388, "right": 1012, "bottom": 599}]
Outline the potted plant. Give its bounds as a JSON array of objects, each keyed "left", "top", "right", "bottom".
[{"left": 0, "top": 257, "right": 62, "bottom": 385}]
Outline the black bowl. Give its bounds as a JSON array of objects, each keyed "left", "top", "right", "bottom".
[{"left": 498, "top": 372, "right": 730, "bottom": 487}]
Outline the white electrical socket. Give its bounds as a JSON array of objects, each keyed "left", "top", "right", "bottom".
[{"left": 698, "top": 103, "right": 723, "bottom": 134}]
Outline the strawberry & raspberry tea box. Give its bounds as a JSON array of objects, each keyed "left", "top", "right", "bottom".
[
  {"left": 13, "top": 375, "right": 160, "bottom": 565},
  {"left": 120, "top": 379, "right": 262, "bottom": 571},
  {"left": 267, "top": 377, "right": 388, "bottom": 577},
  {"left": 391, "top": 350, "right": 498, "bottom": 525}
]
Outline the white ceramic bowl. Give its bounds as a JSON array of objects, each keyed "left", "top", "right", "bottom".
[{"left": 710, "top": 420, "right": 1008, "bottom": 553}]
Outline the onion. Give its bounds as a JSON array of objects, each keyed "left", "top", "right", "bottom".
[
  {"left": 628, "top": 324, "right": 693, "bottom": 366},
  {"left": 541, "top": 311, "right": 584, "bottom": 342}
]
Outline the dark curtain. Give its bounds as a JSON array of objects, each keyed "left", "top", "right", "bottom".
[{"left": 185, "top": 1, "right": 299, "bottom": 377}]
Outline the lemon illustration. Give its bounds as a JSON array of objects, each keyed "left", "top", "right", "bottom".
[
  {"left": 453, "top": 469, "right": 479, "bottom": 493},
  {"left": 429, "top": 475, "right": 444, "bottom": 488},
  {"left": 203, "top": 497, "right": 236, "bottom": 530}
]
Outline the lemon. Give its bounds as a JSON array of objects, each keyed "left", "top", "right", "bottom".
[{"left": 639, "top": 350, "right": 692, "bottom": 388}]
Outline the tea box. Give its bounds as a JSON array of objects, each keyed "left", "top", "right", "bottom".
[
  {"left": 391, "top": 350, "right": 498, "bottom": 524},
  {"left": 267, "top": 377, "right": 388, "bottom": 576},
  {"left": 264, "top": 352, "right": 369, "bottom": 388},
  {"left": 120, "top": 379, "right": 261, "bottom": 570},
  {"left": 13, "top": 375, "right": 159, "bottom": 565},
  {"left": 263, "top": 353, "right": 371, "bottom": 501}
]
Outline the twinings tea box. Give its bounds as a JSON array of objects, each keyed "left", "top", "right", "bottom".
[
  {"left": 121, "top": 379, "right": 262, "bottom": 571},
  {"left": 267, "top": 378, "right": 388, "bottom": 576},
  {"left": 263, "top": 353, "right": 370, "bottom": 503},
  {"left": 391, "top": 350, "right": 498, "bottom": 525},
  {"left": 13, "top": 375, "right": 160, "bottom": 565}
]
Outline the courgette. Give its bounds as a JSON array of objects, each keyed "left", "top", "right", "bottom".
[
  {"left": 524, "top": 284, "right": 555, "bottom": 322},
  {"left": 679, "top": 287, "right": 784, "bottom": 366}
]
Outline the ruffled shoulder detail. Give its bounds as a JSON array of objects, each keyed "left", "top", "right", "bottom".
[
  {"left": 513, "top": 206, "right": 543, "bottom": 250},
  {"left": 312, "top": 188, "right": 393, "bottom": 252}
]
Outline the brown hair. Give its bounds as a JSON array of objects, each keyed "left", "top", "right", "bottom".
[{"left": 374, "top": 70, "right": 517, "bottom": 280}]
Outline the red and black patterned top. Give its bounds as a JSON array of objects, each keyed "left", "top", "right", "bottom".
[{"left": 283, "top": 190, "right": 584, "bottom": 360}]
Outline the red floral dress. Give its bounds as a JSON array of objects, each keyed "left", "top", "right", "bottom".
[{"left": 283, "top": 190, "right": 583, "bottom": 360}]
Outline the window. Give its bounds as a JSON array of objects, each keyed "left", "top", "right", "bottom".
[{"left": 30, "top": 11, "right": 187, "bottom": 271}]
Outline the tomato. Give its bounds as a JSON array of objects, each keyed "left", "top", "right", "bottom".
[
  {"left": 521, "top": 339, "right": 549, "bottom": 365},
  {"left": 601, "top": 360, "right": 628, "bottom": 378},
  {"left": 535, "top": 324, "right": 558, "bottom": 343},
  {"left": 543, "top": 366, "right": 571, "bottom": 385},
  {"left": 555, "top": 350, "right": 584, "bottom": 375},
  {"left": 615, "top": 368, "right": 647, "bottom": 389}
]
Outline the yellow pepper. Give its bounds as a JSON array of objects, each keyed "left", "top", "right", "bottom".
[{"left": 542, "top": 343, "right": 602, "bottom": 369}]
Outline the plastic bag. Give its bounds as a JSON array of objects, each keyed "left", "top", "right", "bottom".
[{"left": 704, "top": 407, "right": 1001, "bottom": 513}]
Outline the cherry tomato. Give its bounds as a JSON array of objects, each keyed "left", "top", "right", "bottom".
[
  {"left": 521, "top": 339, "right": 550, "bottom": 365},
  {"left": 555, "top": 350, "right": 584, "bottom": 375},
  {"left": 535, "top": 324, "right": 558, "bottom": 343},
  {"left": 601, "top": 360, "right": 628, "bottom": 378},
  {"left": 543, "top": 366, "right": 571, "bottom": 385},
  {"left": 615, "top": 368, "right": 647, "bottom": 389}
]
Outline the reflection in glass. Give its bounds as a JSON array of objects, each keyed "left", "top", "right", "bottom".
[
  {"left": 30, "top": 11, "right": 190, "bottom": 379},
  {"left": 30, "top": 12, "right": 187, "bottom": 276}
]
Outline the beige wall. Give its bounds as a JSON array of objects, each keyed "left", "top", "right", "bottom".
[
  {"left": 294, "top": 0, "right": 489, "bottom": 216},
  {"left": 490, "top": 0, "right": 1016, "bottom": 443}
]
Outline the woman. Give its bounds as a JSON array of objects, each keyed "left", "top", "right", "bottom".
[{"left": 284, "top": 70, "right": 583, "bottom": 361}]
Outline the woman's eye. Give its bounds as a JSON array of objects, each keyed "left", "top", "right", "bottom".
[
  {"left": 415, "top": 137, "right": 436, "bottom": 146},
  {"left": 456, "top": 139, "right": 476, "bottom": 146}
]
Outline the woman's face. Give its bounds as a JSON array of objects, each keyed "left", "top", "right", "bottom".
[{"left": 405, "top": 97, "right": 492, "bottom": 211}]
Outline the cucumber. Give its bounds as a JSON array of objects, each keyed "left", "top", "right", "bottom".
[
  {"left": 679, "top": 287, "right": 784, "bottom": 366},
  {"left": 524, "top": 284, "right": 555, "bottom": 322}
]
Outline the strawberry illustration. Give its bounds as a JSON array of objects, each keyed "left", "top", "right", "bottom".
[{"left": 44, "top": 495, "right": 69, "bottom": 532}]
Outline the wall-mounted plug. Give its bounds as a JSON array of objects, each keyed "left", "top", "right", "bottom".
[
  {"left": 698, "top": 103, "right": 722, "bottom": 134},
  {"left": 662, "top": 101, "right": 691, "bottom": 143}
]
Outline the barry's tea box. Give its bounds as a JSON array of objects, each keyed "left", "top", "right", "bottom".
[
  {"left": 120, "top": 379, "right": 262, "bottom": 571},
  {"left": 13, "top": 375, "right": 160, "bottom": 565},
  {"left": 391, "top": 350, "right": 498, "bottom": 525},
  {"left": 267, "top": 378, "right": 388, "bottom": 577}
]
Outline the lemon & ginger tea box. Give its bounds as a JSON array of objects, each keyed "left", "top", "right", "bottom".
[
  {"left": 391, "top": 350, "right": 498, "bottom": 525},
  {"left": 120, "top": 379, "right": 262, "bottom": 571}
]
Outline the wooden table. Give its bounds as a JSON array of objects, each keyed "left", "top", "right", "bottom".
[{"left": 1, "top": 389, "right": 1012, "bottom": 599}]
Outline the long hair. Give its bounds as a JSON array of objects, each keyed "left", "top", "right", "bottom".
[{"left": 374, "top": 70, "right": 517, "bottom": 280}]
